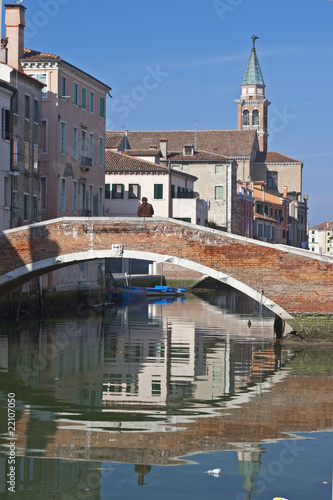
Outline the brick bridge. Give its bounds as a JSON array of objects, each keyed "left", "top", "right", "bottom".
[{"left": 1, "top": 217, "right": 333, "bottom": 327}]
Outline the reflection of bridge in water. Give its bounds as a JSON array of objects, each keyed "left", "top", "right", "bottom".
[{"left": 2, "top": 300, "right": 332, "bottom": 471}]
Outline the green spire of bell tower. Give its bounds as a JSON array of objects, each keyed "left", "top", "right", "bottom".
[{"left": 242, "top": 35, "right": 265, "bottom": 85}]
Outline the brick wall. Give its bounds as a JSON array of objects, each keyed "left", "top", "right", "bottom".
[{"left": 1, "top": 218, "right": 333, "bottom": 315}]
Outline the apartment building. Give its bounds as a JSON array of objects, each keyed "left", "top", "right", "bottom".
[
  {"left": 0, "top": 55, "right": 44, "bottom": 231},
  {"left": 4, "top": 3, "right": 111, "bottom": 222},
  {"left": 308, "top": 221, "right": 333, "bottom": 255}
]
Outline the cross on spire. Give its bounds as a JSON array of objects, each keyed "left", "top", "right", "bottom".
[{"left": 251, "top": 35, "right": 259, "bottom": 48}]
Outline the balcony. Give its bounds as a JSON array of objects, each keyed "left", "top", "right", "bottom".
[
  {"left": 81, "top": 156, "right": 93, "bottom": 171},
  {"left": 172, "top": 191, "right": 199, "bottom": 199}
]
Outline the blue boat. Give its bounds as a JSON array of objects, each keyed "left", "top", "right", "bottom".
[{"left": 106, "top": 284, "right": 186, "bottom": 302}]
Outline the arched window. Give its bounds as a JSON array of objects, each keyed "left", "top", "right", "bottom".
[
  {"left": 252, "top": 109, "right": 259, "bottom": 127},
  {"left": 242, "top": 110, "right": 249, "bottom": 127}
]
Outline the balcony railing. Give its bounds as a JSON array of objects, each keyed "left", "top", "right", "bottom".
[
  {"left": 81, "top": 156, "right": 93, "bottom": 170},
  {"left": 172, "top": 191, "right": 199, "bottom": 199}
]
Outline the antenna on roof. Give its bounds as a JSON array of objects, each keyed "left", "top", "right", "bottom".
[{"left": 190, "top": 120, "right": 198, "bottom": 151}]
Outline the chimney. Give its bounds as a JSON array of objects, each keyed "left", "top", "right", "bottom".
[
  {"left": 4, "top": 3, "right": 26, "bottom": 70},
  {"left": 283, "top": 186, "right": 288, "bottom": 198},
  {"left": 159, "top": 138, "right": 168, "bottom": 159}
]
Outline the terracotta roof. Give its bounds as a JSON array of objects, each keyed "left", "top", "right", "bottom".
[
  {"left": 0, "top": 62, "right": 45, "bottom": 87},
  {"left": 168, "top": 150, "right": 229, "bottom": 162},
  {"left": 124, "top": 149, "right": 162, "bottom": 157},
  {"left": 309, "top": 221, "right": 333, "bottom": 231},
  {"left": 107, "top": 130, "right": 258, "bottom": 158},
  {"left": 105, "top": 133, "right": 124, "bottom": 149},
  {"left": 255, "top": 151, "right": 302, "bottom": 164},
  {"left": 253, "top": 213, "right": 278, "bottom": 223},
  {"left": 23, "top": 48, "right": 59, "bottom": 60},
  {"left": 105, "top": 151, "right": 167, "bottom": 173}
]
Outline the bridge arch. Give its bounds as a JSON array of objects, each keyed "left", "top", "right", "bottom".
[
  {"left": 0, "top": 246, "right": 304, "bottom": 328},
  {"left": 0, "top": 217, "right": 333, "bottom": 330}
]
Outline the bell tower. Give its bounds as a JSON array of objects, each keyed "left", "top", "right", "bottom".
[{"left": 236, "top": 36, "right": 270, "bottom": 152}]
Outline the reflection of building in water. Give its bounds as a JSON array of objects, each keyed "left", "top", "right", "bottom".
[
  {"left": 103, "top": 306, "right": 196, "bottom": 407},
  {"left": 102, "top": 304, "right": 291, "bottom": 408},
  {"left": 7, "top": 320, "right": 104, "bottom": 406},
  {"left": 237, "top": 445, "right": 263, "bottom": 499},
  {"left": 1, "top": 456, "right": 102, "bottom": 499}
]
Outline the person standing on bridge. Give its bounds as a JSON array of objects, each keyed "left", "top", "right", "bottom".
[{"left": 137, "top": 197, "right": 154, "bottom": 217}]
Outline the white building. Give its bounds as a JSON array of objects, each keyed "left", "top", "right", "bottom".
[
  {"left": 105, "top": 150, "right": 208, "bottom": 225},
  {"left": 308, "top": 221, "right": 333, "bottom": 255}
]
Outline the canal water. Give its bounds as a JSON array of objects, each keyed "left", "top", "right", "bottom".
[{"left": 0, "top": 292, "right": 332, "bottom": 500}]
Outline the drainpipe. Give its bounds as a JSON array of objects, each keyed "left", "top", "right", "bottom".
[
  {"left": 168, "top": 160, "right": 172, "bottom": 218},
  {"left": 9, "top": 86, "right": 17, "bottom": 228}
]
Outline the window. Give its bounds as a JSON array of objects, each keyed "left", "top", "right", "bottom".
[
  {"left": 12, "top": 191, "right": 18, "bottom": 218},
  {"left": 25, "top": 95, "right": 30, "bottom": 120},
  {"left": 215, "top": 165, "right": 223, "bottom": 173},
  {"left": 40, "top": 177, "right": 47, "bottom": 210},
  {"left": 32, "top": 196, "right": 38, "bottom": 222},
  {"left": 73, "top": 82, "right": 78, "bottom": 105},
  {"left": 81, "top": 87, "right": 87, "bottom": 110},
  {"left": 12, "top": 92, "right": 18, "bottom": 114},
  {"left": 99, "top": 137, "right": 104, "bottom": 166},
  {"left": 151, "top": 376, "right": 161, "bottom": 397},
  {"left": 61, "top": 76, "right": 67, "bottom": 99},
  {"left": 13, "top": 139, "right": 18, "bottom": 165},
  {"left": 98, "top": 187, "right": 103, "bottom": 216},
  {"left": 89, "top": 133, "right": 94, "bottom": 163},
  {"left": 73, "top": 127, "right": 78, "bottom": 159},
  {"left": 87, "top": 185, "right": 93, "bottom": 214},
  {"left": 42, "top": 120, "right": 48, "bottom": 153},
  {"left": 252, "top": 109, "right": 259, "bottom": 127},
  {"left": 33, "top": 99, "right": 39, "bottom": 123},
  {"left": 60, "top": 178, "right": 66, "bottom": 211},
  {"left": 73, "top": 180, "right": 78, "bottom": 212},
  {"left": 183, "top": 164, "right": 189, "bottom": 172},
  {"left": 2, "top": 108, "right": 12, "bottom": 140},
  {"left": 154, "top": 184, "right": 163, "bottom": 199},
  {"left": 24, "top": 142, "right": 30, "bottom": 169},
  {"left": 99, "top": 97, "right": 105, "bottom": 117},
  {"left": 28, "top": 73, "right": 47, "bottom": 97},
  {"left": 267, "top": 171, "right": 278, "bottom": 189},
  {"left": 129, "top": 184, "right": 140, "bottom": 199},
  {"left": 242, "top": 109, "right": 249, "bottom": 127},
  {"left": 105, "top": 183, "right": 111, "bottom": 199},
  {"left": 60, "top": 122, "right": 66, "bottom": 154},
  {"left": 89, "top": 91, "right": 94, "bottom": 113},
  {"left": 172, "top": 165, "right": 180, "bottom": 170},
  {"left": 112, "top": 184, "right": 124, "bottom": 199},
  {"left": 33, "top": 145, "right": 38, "bottom": 170},
  {"left": 256, "top": 203, "right": 263, "bottom": 214},
  {"left": 80, "top": 183, "right": 86, "bottom": 215},
  {"left": 81, "top": 130, "right": 86, "bottom": 158},
  {"left": 215, "top": 185, "right": 223, "bottom": 200},
  {"left": 264, "top": 204, "right": 269, "bottom": 216},
  {"left": 24, "top": 194, "right": 29, "bottom": 220},
  {"left": 4, "top": 176, "right": 9, "bottom": 207}
]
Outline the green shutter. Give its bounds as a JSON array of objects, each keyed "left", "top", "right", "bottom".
[
  {"left": 105, "top": 184, "right": 110, "bottom": 199},
  {"left": 154, "top": 184, "right": 163, "bottom": 199}
]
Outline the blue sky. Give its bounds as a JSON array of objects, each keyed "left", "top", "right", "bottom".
[{"left": 2, "top": 0, "right": 333, "bottom": 226}]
